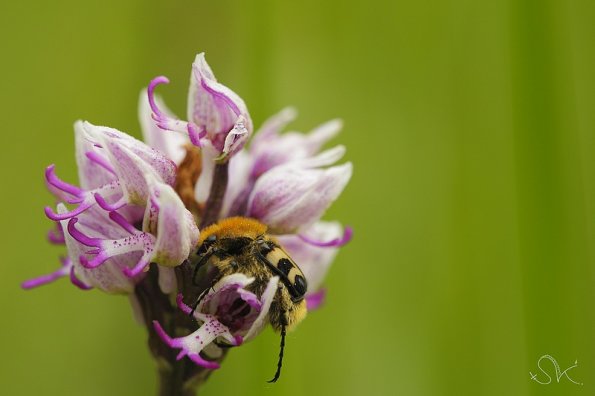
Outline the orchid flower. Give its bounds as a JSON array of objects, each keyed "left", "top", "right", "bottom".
[
  {"left": 67, "top": 174, "right": 198, "bottom": 278},
  {"left": 153, "top": 274, "right": 279, "bottom": 369},
  {"left": 24, "top": 53, "right": 353, "bottom": 395},
  {"left": 44, "top": 121, "right": 176, "bottom": 222},
  {"left": 147, "top": 53, "right": 252, "bottom": 162}
]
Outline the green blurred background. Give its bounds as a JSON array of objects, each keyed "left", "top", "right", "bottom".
[{"left": 1, "top": 0, "right": 594, "bottom": 395}]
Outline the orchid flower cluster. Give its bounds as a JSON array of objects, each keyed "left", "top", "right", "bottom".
[{"left": 24, "top": 53, "right": 352, "bottom": 391}]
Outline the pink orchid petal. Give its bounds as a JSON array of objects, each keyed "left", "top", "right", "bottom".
[
  {"left": 187, "top": 53, "right": 252, "bottom": 155},
  {"left": 248, "top": 159, "right": 353, "bottom": 233},
  {"left": 145, "top": 174, "right": 198, "bottom": 267},
  {"left": 59, "top": 205, "right": 144, "bottom": 292},
  {"left": 250, "top": 117, "right": 342, "bottom": 179}
]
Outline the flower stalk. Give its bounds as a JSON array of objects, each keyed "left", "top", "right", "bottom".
[
  {"left": 200, "top": 162, "right": 229, "bottom": 229},
  {"left": 137, "top": 157, "right": 233, "bottom": 395},
  {"left": 135, "top": 266, "right": 219, "bottom": 396}
]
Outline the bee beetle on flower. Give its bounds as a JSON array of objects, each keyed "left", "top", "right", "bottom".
[{"left": 24, "top": 52, "right": 353, "bottom": 394}]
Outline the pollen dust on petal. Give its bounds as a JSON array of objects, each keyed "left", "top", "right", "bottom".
[{"left": 175, "top": 144, "right": 204, "bottom": 217}]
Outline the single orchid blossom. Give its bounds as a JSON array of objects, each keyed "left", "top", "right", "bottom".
[
  {"left": 25, "top": 53, "right": 353, "bottom": 395},
  {"left": 67, "top": 174, "right": 198, "bottom": 278},
  {"left": 247, "top": 147, "right": 352, "bottom": 234},
  {"left": 153, "top": 274, "right": 279, "bottom": 369},
  {"left": 147, "top": 53, "right": 252, "bottom": 163},
  {"left": 44, "top": 121, "right": 176, "bottom": 221},
  {"left": 220, "top": 108, "right": 346, "bottom": 219}
]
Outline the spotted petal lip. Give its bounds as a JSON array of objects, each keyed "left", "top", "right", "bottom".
[
  {"left": 59, "top": 204, "right": 137, "bottom": 293},
  {"left": 153, "top": 274, "right": 280, "bottom": 369},
  {"left": 67, "top": 173, "right": 198, "bottom": 278}
]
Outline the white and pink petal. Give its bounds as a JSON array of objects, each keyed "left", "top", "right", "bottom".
[
  {"left": 187, "top": 53, "right": 252, "bottom": 156},
  {"left": 144, "top": 174, "right": 199, "bottom": 267},
  {"left": 58, "top": 205, "right": 138, "bottom": 293},
  {"left": 247, "top": 148, "right": 352, "bottom": 233}
]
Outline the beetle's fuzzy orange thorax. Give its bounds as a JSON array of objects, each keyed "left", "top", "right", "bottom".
[{"left": 198, "top": 217, "right": 268, "bottom": 245}]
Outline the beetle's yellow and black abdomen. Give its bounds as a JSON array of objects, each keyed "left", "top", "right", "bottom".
[{"left": 259, "top": 245, "right": 308, "bottom": 302}]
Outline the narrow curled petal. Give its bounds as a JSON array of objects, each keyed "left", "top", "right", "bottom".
[
  {"left": 68, "top": 212, "right": 155, "bottom": 278},
  {"left": 277, "top": 221, "right": 346, "bottom": 292},
  {"left": 248, "top": 157, "right": 353, "bottom": 233},
  {"left": 187, "top": 53, "right": 252, "bottom": 156},
  {"left": 139, "top": 89, "right": 189, "bottom": 165},
  {"left": 66, "top": 172, "right": 197, "bottom": 278},
  {"left": 43, "top": 164, "right": 105, "bottom": 221},
  {"left": 57, "top": 204, "right": 137, "bottom": 293},
  {"left": 21, "top": 256, "right": 91, "bottom": 290},
  {"left": 299, "top": 225, "right": 353, "bottom": 247},
  {"left": 147, "top": 77, "right": 208, "bottom": 147}
]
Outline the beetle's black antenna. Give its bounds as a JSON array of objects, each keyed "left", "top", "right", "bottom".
[
  {"left": 268, "top": 317, "right": 287, "bottom": 383},
  {"left": 189, "top": 288, "right": 209, "bottom": 316},
  {"left": 190, "top": 274, "right": 221, "bottom": 316}
]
